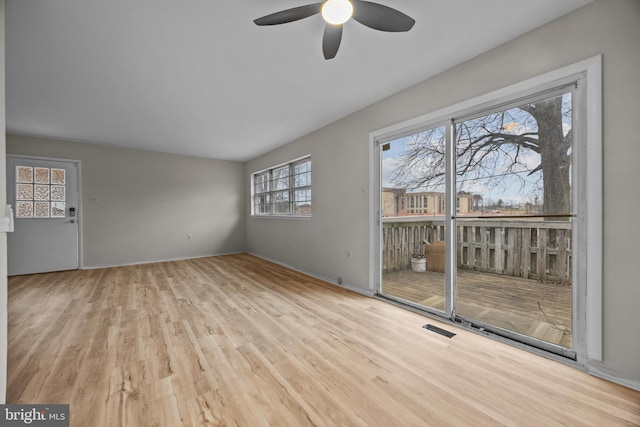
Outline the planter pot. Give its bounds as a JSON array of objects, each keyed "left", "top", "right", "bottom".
[{"left": 411, "top": 257, "right": 426, "bottom": 272}]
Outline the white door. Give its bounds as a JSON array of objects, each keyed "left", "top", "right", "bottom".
[{"left": 7, "top": 156, "right": 80, "bottom": 276}]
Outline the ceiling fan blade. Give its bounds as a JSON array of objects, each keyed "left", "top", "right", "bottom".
[
  {"left": 254, "top": 3, "right": 323, "bottom": 26},
  {"left": 322, "top": 24, "right": 343, "bottom": 59},
  {"left": 352, "top": 0, "right": 415, "bottom": 32}
]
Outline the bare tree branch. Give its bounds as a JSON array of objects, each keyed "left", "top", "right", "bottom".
[{"left": 388, "top": 95, "right": 572, "bottom": 215}]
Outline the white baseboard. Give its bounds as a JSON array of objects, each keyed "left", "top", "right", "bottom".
[
  {"left": 588, "top": 364, "right": 640, "bottom": 392},
  {"left": 247, "top": 252, "right": 375, "bottom": 298}
]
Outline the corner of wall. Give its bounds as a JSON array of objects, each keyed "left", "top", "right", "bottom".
[{"left": 0, "top": 0, "right": 8, "bottom": 404}]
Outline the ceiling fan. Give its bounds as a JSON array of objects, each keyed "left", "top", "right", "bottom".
[{"left": 254, "top": 0, "right": 416, "bottom": 60}]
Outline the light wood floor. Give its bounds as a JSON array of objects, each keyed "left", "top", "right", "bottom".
[
  {"left": 383, "top": 269, "right": 572, "bottom": 347},
  {"left": 7, "top": 254, "right": 640, "bottom": 426}
]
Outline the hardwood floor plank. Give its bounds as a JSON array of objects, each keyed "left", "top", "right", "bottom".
[{"left": 7, "top": 254, "right": 640, "bottom": 426}]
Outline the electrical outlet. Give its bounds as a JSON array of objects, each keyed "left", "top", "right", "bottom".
[
  {"left": 88, "top": 195, "right": 99, "bottom": 204},
  {"left": 187, "top": 234, "right": 192, "bottom": 241},
  {"left": 346, "top": 250, "right": 351, "bottom": 259},
  {"left": 337, "top": 277, "right": 343, "bottom": 285}
]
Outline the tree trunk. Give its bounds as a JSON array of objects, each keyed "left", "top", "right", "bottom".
[{"left": 527, "top": 98, "right": 571, "bottom": 215}]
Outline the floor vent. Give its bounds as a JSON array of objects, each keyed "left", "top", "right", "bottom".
[{"left": 423, "top": 324, "right": 456, "bottom": 338}]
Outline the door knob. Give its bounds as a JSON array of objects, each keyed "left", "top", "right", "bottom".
[{"left": 70, "top": 219, "right": 76, "bottom": 224}]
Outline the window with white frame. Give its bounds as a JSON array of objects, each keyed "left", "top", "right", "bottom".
[{"left": 253, "top": 157, "right": 311, "bottom": 216}]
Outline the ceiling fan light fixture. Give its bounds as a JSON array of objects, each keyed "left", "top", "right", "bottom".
[
  {"left": 254, "top": 1, "right": 415, "bottom": 60},
  {"left": 321, "top": 0, "right": 353, "bottom": 25}
]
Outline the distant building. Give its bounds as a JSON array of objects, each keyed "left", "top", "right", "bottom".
[
  {"left": 382, "top": 188, "right": 474, "bottom": 217},
  {"left": 402, "top": 191, "right": 445, "bottom": 215},
  {"left": 381, "top": 188, "right": 406, "bottom": 216},
  {"left": 456, "top": 192, "right": 473, "bottom": 214}
]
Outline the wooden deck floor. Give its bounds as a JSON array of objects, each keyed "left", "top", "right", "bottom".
[{"left": 383, "top": 269, "right": 572, "bottom": 348}]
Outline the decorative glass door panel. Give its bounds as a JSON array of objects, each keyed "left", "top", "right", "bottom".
[{"left": 16, "top": 165, "right": 67, "bottom": 218}]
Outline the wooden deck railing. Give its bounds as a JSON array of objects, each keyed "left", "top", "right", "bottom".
[{"left": 382, "top": 219, "right": 572, "bottom": 283}]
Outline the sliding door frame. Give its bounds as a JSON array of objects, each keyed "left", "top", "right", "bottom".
[{"left": 370, "top": 56, "right": 602, "bottom": 365}]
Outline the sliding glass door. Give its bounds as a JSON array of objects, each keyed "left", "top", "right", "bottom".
[
  {"left": 380, "top": 125, "right": 449, "bottom": 316},
  {"left": 453, "top": 88, "right": 574, "bottom": 354},
  {"left": 379, "top": 84, "right": 578, "bottom": 357}
]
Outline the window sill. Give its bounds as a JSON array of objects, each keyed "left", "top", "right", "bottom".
[{"left": 251, "top": 215, "right": 311, "bottom": 220}]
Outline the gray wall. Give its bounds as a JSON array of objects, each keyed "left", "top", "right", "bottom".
[
  {"left": 7, "top": 134, "right": 245, "bottom": 267},
  {"left": 246, "top": 0, "right": 640, "bottom": 386}
]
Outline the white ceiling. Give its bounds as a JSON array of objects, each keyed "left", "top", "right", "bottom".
[{"left": 6, "top": 0, "right": 592, "bottom": 162}]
